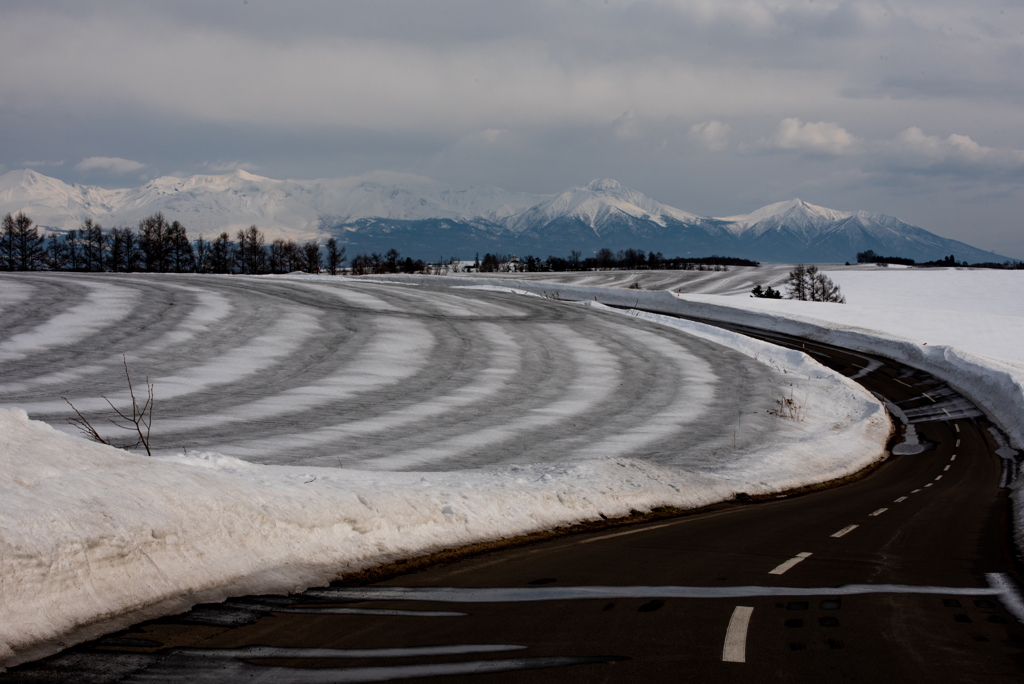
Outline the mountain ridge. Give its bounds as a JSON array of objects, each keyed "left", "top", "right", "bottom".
[{"left": 0, "top": 169, "right": 1010, "bottom": 264}]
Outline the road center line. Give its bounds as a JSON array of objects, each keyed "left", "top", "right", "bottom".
[
  {"left": 955, "top": 424, "right": 960, "bottom": 433},
  {"left": 578, "top": 521, "right": 680, "bottom": 544},
  {"left": 922, "top": 393, "right": 936, "bottom": 403},
  {"left": 722, "top": 606, "right": 754, "bottom": 663},
  {"left": 934, "top": 475, "right": 943, "bottom": 481},
  {"left": 577, "top": 508, "right": 741, "bottom": 545},
  {"left": 894, "top": 378, "right": 911, "bottom": 387},
  {"left": 894, "top": 496, "right": 907, "bottom": 503},
  {"left": 944, "top": 465, "right": 950, "bottom": 471},
  {"left": 956, "top": 439, "right": 960, "bottom": 447},
  {"left": 911, "top": 489, "right": 922, "bottom": 493},
  {"left": 925, "top": 483, "right": 933, "bottom": 488},
  {"left": 768, "top": 552, "right": 812, "bottom": 575},
  {"left": 831, "top": 524, "right": 859, "bottom": 538},
  {"left": 870, "top": 508, "right": 888, "bottom": 517},
  {"left": 951, "top": 454, "right": 956, "bottom": 461}
]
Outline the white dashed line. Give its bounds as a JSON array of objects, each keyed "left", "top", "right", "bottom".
[
  {"left": 935, "top": 475, "right": 943, "bottom": 481},
  {"left": 831, "top": 525, "right": 859, "bottom": 538},
  {"left": 950, "top": 455, "right": 956, "bottom": 461},
  {"left": 942, "top": 408, "right": 951, "bottom": 418},
  {"left": 579, "top": 521, "right": 680, "bottom": 545},
  {"left": 722, "top": 606, "right": 754, "bottom": 663},
  {"left": 944, "top": 465, "right": 950, "bottom": 471},
  {"left": 922, "top": 393, "right": 936, "bottom": 403},
  {"left": 768, "top": 552, "right": 812, "bottom": 575},
  {"left": 870, "top": 508, "right": 888, "bottom": 517},
  {"left": 955, "top": 424, "right": 960, "bottom": 433},
  {"left": 895, "top": 379, "right": 912, "bottom": 387},
  {"left": 925, "top": 483, "right": 933, "bottom": 488},
  {"left": 911, "top": 489, "right": 922, "bottom": 493},
  {"left": 894, "top": 496, "right": 908, "bottom": 503},
  {"left": 956, "top": 439, "right": 960, "bottom": 447}
]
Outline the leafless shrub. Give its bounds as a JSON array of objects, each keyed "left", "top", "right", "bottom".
[
  {"left": 63, "top": 356, "right": 154, "bottom": 455},
  {"left": 767, "top": 390, "right": 803, "bottom": 421}
]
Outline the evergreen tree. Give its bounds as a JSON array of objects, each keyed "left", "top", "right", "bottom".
[
  {"left": 1, "top": 214, "right": 15, "bottom": 270},
  {"left": 302, "top": 240, "right": 322, "bottom": 273},
  {"left": 11, "top": 213, "right": 44, "bottom": 271},
  {"left": 324, "top": 237, "right": 345, "bottom": 275},
  {"left": 108, "top": 228, "right": 125, "bottom": 272}
]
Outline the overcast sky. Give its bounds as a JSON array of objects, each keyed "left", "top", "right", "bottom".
[{"left": 3, "top": 1, "right": 1024, "bottom": 256}]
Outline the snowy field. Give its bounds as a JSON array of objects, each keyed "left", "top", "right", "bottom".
[
  {"left": 398, "top": 266, "right": 1024, "bottom": 568},
  {"left": 480, "top": 265, "right": 1024, "bottom": 368},
  {"left": 0, "top": 272, "right": 889, "bottom": 667}
]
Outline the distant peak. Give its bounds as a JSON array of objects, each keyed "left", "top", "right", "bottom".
[
  {"left": 233, "top": 169, "right": 265, "bottom": 181},
  {"left": 584, "top": 178, "right": 623, "bottom": 192},
  {"left": 717, "top": 198, "right": 851, "bottom": 228}
]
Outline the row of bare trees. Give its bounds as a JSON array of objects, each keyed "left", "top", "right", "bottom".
[{"left": 0, "top": 212, "right": 347, "bottom": 275}]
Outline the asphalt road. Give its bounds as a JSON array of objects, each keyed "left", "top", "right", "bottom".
[
  {"left": 0, "top": 272, "right": 781, "bottom": 469},
  {"left": 6, "top": 311, "right": 1022, "bottom": 682}
]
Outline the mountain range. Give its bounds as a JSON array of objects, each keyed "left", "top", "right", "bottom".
[{"left": 0, "top": 169, "right": 1009, "bottom": 264}]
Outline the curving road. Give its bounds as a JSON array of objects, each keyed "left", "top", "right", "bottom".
[
  {"left": 0, "top": 272, "right": 783, "bottom": 471},
  {"left": 5, "top": 292, "right": 1024, "bottom": 682}
]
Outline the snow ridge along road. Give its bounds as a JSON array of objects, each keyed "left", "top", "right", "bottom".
[{"left": 0, "top": 273, "right": 889, "bottom": 667}]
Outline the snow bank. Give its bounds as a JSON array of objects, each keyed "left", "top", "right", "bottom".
[
  {"left": 387, "top": 273, "right": 1024, "bottom": 552},
  {"left": 385, "top": 274, "right": 1024, "bottom": 451},
  {"left": 0, "top": 290, "right": 889, "bottom": 668}
]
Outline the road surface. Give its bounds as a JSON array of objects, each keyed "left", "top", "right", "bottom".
[{"left": 5, "top": 299, "right": 1022, "bottom": 682}]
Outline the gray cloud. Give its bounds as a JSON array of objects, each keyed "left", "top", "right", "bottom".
[
  {"left": 760, "top": 118, "right": 863, "bottom": 156},
  {"left": 74, "top": 157, "right": 146, "bottom": 174},
  {"left": 1, "top": 1, "right": 1023, "bottom": 256}
]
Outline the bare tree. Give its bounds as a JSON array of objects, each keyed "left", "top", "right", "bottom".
[
  {"left": 194, "top": 234, "right": 210, "bottom": 273},
  {"left": 65, "top": 228, "right": 81, "bottom": 271},
  {"left": 785, "top": 264, "right": 809, "bottom": 300},
  {"left": 235, "top": 225, "right": 266, "bottom": 274},
  {"left": 45, "top": 232, "right": 66, "bottom": 271},
  {"left": 168, "top": 220, "right": 193, "bottom": 273},
  {"left": 786, "top": 264, "right": 845, "bottom": 303},
  {"left": 211, "top": 232, "right": 233, "bottom": 273},
  {"left": 140, "top": 213, "right": 171, "bottom": 272},
  {"left": 63, "top": 356, "right": 155, "bottom": 456}
]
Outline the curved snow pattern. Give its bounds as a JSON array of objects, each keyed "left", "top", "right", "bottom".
[{"left": 5, "top": 272, "right": 799, "bottom": 470}]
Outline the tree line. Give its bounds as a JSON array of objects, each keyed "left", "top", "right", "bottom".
[
  {"left": 469, "top": 249, "right": 759, "bottom": 273},
  {"left": 0, "top": 212, "right": 346, "bottom": 275}
]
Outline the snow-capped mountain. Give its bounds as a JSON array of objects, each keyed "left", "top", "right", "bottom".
[
  {"left": 718, "top": 199, "right": 856, "bottom": 238},
  {"left": 0, "top": 169, "right": 1010, "bottom": 263},
  {"left": 508, "top": 178, "right": 702, "bottom": 233}
]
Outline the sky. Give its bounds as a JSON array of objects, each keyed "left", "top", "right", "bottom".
[{"left": 2, "top": 0, "right": 1024, "bottom": 257}]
